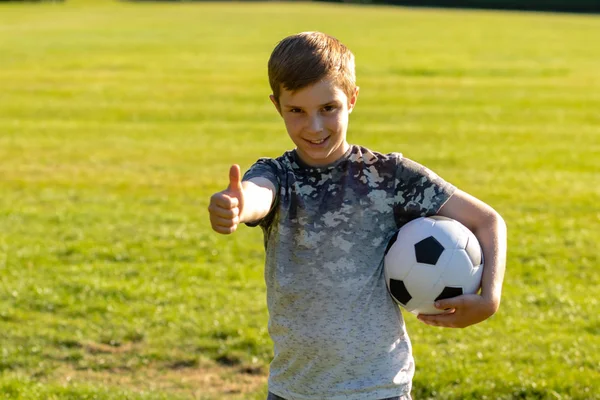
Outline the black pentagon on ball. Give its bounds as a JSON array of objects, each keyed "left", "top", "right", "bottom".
[
  {"left": 389, "top": 279, "right": 412, "bottom": 305},
  {"left": 414, "top": 236, "right": 445, "bottom": 265},
  {"left": 435, "top": 286, "right": 463, "bottom": 302}
]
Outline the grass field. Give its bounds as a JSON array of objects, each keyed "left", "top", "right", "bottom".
[{"left": 0, "top": 1, "right": 599, "bottom": 399}]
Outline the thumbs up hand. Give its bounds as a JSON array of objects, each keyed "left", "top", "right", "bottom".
[{"left": 208, "top": 165, "right": 246, "bottom": 234}]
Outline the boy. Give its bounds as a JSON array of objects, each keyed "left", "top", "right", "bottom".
[{"left": 208, "top": 32, "right": 507, "bottom": 400}]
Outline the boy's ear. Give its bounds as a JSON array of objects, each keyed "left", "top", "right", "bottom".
[
  {"left": 348, "top": 86, "right": 359, "bottom": 114},
  {"left": 269, "top": 94, "right": 282, "bottom": 116}
]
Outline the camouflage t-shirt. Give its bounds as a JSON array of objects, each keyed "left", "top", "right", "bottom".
[{"left": 244, "top": 145, "right": 455, "bottom": 400}]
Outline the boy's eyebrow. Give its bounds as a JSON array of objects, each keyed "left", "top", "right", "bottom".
[{"left": 282, "top": 99, "right": 340, "bottom": 108}]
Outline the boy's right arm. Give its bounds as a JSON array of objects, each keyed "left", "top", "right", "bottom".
[{"left": 208, "top": 164, "right": 275, "bottom": 234}]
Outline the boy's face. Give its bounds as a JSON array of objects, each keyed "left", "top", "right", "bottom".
[{"left": 271, "top": 79, "right": 358, "bottom": 167}]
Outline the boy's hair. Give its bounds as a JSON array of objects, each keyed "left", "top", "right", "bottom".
[{"left": 268, "top": 31, "right": 356, "bottom": 104}]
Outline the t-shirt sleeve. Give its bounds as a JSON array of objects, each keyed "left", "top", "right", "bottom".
[
  {"left": 393, "top": 155, "right": 456, "bottom": 227},
  {"left": 242, "top": 158, "right": 281, "bottom": 228}
]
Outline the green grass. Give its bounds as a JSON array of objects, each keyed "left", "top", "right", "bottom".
[{"left": 0, "top": 1, "right": 599, "bottom": 399}]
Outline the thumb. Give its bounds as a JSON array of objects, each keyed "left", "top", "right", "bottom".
[{"left": 227, "top": 164, "right": 242, "bottom": 192}]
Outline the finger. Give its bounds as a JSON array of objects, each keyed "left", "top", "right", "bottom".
[
  {"left": 211, "top": 216, "right": 240, "bottom": 228},
  {"left": 432, "top": 317, "right": 460, "bottom": 328},
  {"left": 212, "top": 194, "right": 239, "bottom": 209},
  {"left": 212, "top": 224, "right": 238, "bottom": 235},
  {"left": 227, "top": 164, "right": 242, "bottom": 191},
  {"left": 418, "top": 309, "right": 455, "bottom": 322},
  {"left": 435, "top": 296, "right": 465, "bottom": 310},
  {"left": 208, "top": 205, "right": 239, "bottom": 219}
]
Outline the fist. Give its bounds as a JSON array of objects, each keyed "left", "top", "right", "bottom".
[{"left": 208, "top": 165, "right": 245, "bottom": 234}]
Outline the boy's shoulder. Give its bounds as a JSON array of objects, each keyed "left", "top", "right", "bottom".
[{"left": 348, "top": 145, "right": 402, "bottom": 163}]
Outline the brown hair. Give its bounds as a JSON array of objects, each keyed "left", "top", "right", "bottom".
[{"left": 268, "top": 32, "right": 356, "bottom": 104}]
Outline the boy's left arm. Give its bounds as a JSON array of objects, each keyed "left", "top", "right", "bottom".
[{"left": 417, "top": 189, "right": 507, "bottom": 328}]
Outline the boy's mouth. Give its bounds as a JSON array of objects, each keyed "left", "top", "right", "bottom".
[{"left": 306, "top": 136, "right": 330, "bottom": 145}]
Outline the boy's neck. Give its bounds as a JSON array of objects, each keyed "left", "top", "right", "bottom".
[{"left": 293, "top": 142, "right": 352, "bottom": 169}]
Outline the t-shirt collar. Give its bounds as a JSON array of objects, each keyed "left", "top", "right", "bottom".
[{"left": 290, "top": 145, "right": 355, "bottom": 172}]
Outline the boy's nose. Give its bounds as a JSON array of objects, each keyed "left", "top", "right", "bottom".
[{"left": 308, "top": 116, "right": 324, "bottom": 133}]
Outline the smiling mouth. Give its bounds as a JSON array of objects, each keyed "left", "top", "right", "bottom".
[{"left": 307, "top": 136, "right": 329, "bottom": 145}]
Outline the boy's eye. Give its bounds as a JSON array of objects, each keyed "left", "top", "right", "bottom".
[
  {"left": 322, "top": 105, "right": 336, "bottom": 112},
  {"left": 289, "top": 108, "right": 302, "bottom": 113}
]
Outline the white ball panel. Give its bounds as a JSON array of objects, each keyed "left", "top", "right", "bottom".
[
  {"left": 430, "top": 278, "right": 448, "bottom": 300},
  {"left": 403, "top": 299, "right": 420, "bottom": 314},
  {"left": 385, "top": 217, "right": 436, "bottom": 280},
  {"left": 412, "top": 303, "right": 445, "bottom": 316},
  {"left": 403, "top": 257, "right": 446, "bottom": 298},
  {"left": 441, "top": 249, "right": 483, "bottom": 295},
  {"left": 384, "top": 243, "right": 416, "bottom": 281},
  {"left": 454, "top": 220, "right": 476, "bottom": 250},
  {"left": 430, "top": 217, "right": 468, "bottom": 250},
  {"left": 463, "top": 229, "right": 483, "bottom": 265},
  {"left": 440, "top": 249, "right": 474, "bottom": 287},
  {"left": 410, "top": 279, "right": 447, "bottom": 315},
  {"left": 428, "top": 215, "right": 453, "bottom": 223},
  {"left": 410, "top": 280, "right": 447, "bottom": 315},
  {"left": 463, "top": 262, "right": 484, "bottom": 294},
  {"left": 403, "top": 217, "right": 437, "bottom": 242},
  {"left": 399, "top": 217, "right": 436, "bottom": 241},
  {"left": 428, "top": 247, "right": 453, "bottom": 271}
]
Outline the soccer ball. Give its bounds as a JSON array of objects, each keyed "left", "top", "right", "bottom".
[{"left": 384, "top": 216, "right": 484, "bottom": 315}]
